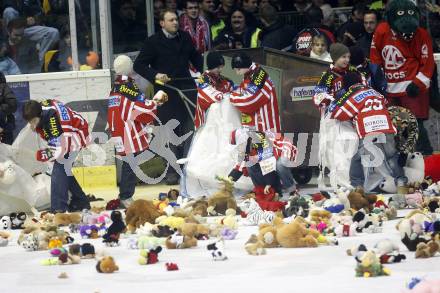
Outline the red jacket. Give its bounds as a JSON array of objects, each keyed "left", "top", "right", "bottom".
[
  {"left": 330, "top": 84, "right": 396, "bottom": 138},
  {"left": 37, "top": 99, "right": 89, "bottom": 158},
  {"left": 194, "top": 71, "right": 234, "bottom": 129},
  {"left": 107, "top": 76, "right": 158, "bottom": 156},
  {"left": 370, "top": 22, "right": 434, "bottom": 118},
  {"left": 230, "top": 63, "right": 281, "bottom": 133}
]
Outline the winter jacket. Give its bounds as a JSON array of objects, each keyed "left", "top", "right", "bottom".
[
  {"left": 260, "top": 21, "right": 296, "bottom": 50},
  {"left": 0, "top": 72, "right": 17, "bottom": 135}
]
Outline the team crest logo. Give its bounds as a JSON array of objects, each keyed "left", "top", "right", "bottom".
[{"left": 382, "top": 45, "right": 406, "bottom": 70}]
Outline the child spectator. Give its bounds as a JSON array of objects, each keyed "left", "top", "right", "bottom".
[{"left": 309, "top": 34, "right": 332, "bottom": 62}]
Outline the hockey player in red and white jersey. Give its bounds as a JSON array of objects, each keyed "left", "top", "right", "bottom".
[
  {"left": 107, "top": 55, "right": 168, "bottom": 208},
  {"left": 329, "top": 72, "right": 408, "bottom": 190},
  {"left": 370, "top": 0, "right": 434, "bottom": 154},
  {"left": 22, "top": 99, "right": 91, "bottom": 213},
  {"left": 229, "top": 52, "right": 281, "bottom": 133},
  {"left": 195, "top": 51, "right": 234, "bottom": 129}
]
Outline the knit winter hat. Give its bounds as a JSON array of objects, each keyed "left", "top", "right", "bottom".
[
  {"left": 206, "top": 51, "right": 225, "bottom": 70},
  {"left": 349, "top": 46, "right": 366, "bottom": 67},
  {"left": 330, "top": 43, "right": 350, "bottom": 62}
]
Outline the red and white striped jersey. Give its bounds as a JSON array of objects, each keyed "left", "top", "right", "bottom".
[
  {"left": 313, "top": 64, "right": 365, "bottom": 107},
  {"left": 370, "top": 22, "right": 434, "bottom": 97},
  {"left": 107, "top": 76, "right": 158, "bottom": 156},
  {"left": 230, "top": 63, "right": 281, "bottom": 133},
  {"left": 330, "top": 84, "right": 396, "bottom": 138},
  {"left": 194, "top": 71, "right": 234, "bottom": 129},
  {"left": 37, "top": 99, "right": 90, "bottom": 157}
]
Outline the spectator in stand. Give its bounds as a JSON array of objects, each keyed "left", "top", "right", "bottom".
[
  {"left": 0, "top": 38, "right": 21, "bottom": 75},
  {"left": 283, "top": 0, "right": 313, "bottom": 12},
  {"left": 242, "top": 0, "right": 260, "bottom": 28},
  {"left": 133, "top": 9, "right": 203, "bottom": 185},
  {"left": 341, "top": 21, "right": 365, "bottom": 47},
  {"left": 309, "top": 34, "right": 332, "bottom": 62},
  {"left": 180, "top": 0, "right": 211, "bottom": 54},
  {"left": 112, "top": 0, "right": 147, "bottom": 53},
  {"left": 312, "top": 0, "right": 336, "bottom": 31},
  {"left": 3, "top": 5, "right": 59, "bottom": 73},
  {"left": 261, "top": 0, "right": 282, "bottom": 11},
  {"left": 213, "top": 8, "right": 261, "bottom": 49},
  {"left": 357, "top": 9, "right": 379, "bottom": 57},
  {"left": 216, "top": 0, "right": 237, "bottom": 21},
  {"left": 165, "top": 0, "right": 184, "bottom": 16},
  {"left": 336, "top": 2, "right": 366, "bottom": 41},
  {"left": 0, "top": 71, "right": 17, "bottom": 145},
  {"left": 288, "top": 5, "right": 335, "bottom": 55},
  {"left": 200, "top": 0, "right": 225, "bottom": 40},
  {"left": 259, "top": 3, "right": 296, "bottom": 50},
  {"left": 154, "top": 0, "right": 166, "bottom": 32}
]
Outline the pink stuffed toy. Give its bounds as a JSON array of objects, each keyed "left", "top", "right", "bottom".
[{"left": 405, "top": 192, "right": 423, "bottom": 208}]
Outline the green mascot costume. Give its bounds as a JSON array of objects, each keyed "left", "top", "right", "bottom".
[{"left": 370, "top": 0, "right": 435, "bottom": 155}]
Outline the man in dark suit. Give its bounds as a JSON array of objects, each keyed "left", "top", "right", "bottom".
[{"left": 133, "top": 9, "right": 203, "bottom": 185}]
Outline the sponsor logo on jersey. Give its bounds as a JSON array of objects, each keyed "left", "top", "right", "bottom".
[
  {"left": 422, "top": 44, "right": 428, "bottom": 58},
  {"left": 108, "top": 96, "right": 121, "bottom": 107},
  {"left": 354, "top": 89, "right": 377, "bottom": 103},
  {"left": 382, "top": 45, "right": 406, "bottom": 70},
  {"left": 57, "top": 103, "right": 70, "bottom": 121}
]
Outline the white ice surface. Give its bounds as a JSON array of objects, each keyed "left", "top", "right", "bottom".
[{"left": 1, "top": 209, "right": 439, "bottom": 293}]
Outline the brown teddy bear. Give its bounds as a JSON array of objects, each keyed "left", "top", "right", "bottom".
[
  {"left": 309, "top": 209, "right": 333, "bottom": 225},
  {"left": 125, "top": 199, "right": 162, "bottom": 233},
  {"left": 245, "top": 234, "right": 266, "bottom": 255},
  {"left": 96, "top": 256, "right": 119, "bottom": 273},
  {"left": 207, "top": 176, "right": 237, "bottom": 216},
  {"left": 165, "top": 232, "right": 197, "bottom": 249},
  {"left": 53, "top": 213, "right": 82, "bottom": 226},
  {"left": 348, "top": 188, "right": 377, "bottom": 212},
  {"left": 257, "top": 217, "right": 284, "bottom": 248},
  {"left": 180, "top": 222, "right": 209, "bottom": 239},
  {"left": 276, "top": 217, "right": 319, "bottom": 248},
  {"left": 415, "top": 240, "right": 440, "bottom": 258}
]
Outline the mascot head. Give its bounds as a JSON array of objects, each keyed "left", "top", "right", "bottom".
[
  {"left": 0, "top": 160, "right": 17, "bottom": 185},
  {"left": 386, "top": 0, "right": 420, "bottom": 41}
]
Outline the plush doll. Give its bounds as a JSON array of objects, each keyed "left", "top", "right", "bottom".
[
  {"left": 334, "top": 220, "right": 357, "bottom": 237},
  {"left": 220, "top": 227, "right": 238, "bottom": 240},
  {"left": 355, "top": 250, "right": 391, "bottom": 278},
  {"left": 239, "top": 198, "right": 275, "bottom": 226},
  {"left": 53, "top": 213, "right": 82, "bottom": 226},
  {"left": 309, "top": 209, "right": 333, "bottom": 226},
  {"left": 415, "top": 240, "right": 440, "bottom": 258},
  {"left": 138, "top": 246, "right": 162, "bottom": 265},
  {"left": 48, "top": 237, "right": 63, "bottom": 249},
  {"left": 276, "top": 217, "right": 320, "bottom": 248},
  {"left": 207, "top": 239, "right": 227, "bottom": 261},
  {"left": 257, "top": 218, "right": 284, "bottom": 248},
  {"left": 137, "top": 236, "right": 165, "bottom": 250},
  {"left": 251, "top": 186, "right": 287, "bottom": 212},
  {"left": 284, "top": 195, "right": 309, "bottom": 218},
  {"left": 165, "top": 232, "right": 197, "bottom": 249},
  {"left": 69, "top": 243, "right": 95, "bottom": 259},
  {"left": 216, "top": 212, "right": 238, "bottom": 230},
  {"left": 424, "top": 155, "right": 440, "bottom": 182},
  {"left": 373, "top": 239, "right": 407, "bottom": 264},
  {"left": 0, "top": 231, "right": 10, "bottom": 247},
  {"left": 1, "top": 216, "right": 11, "bottom": 230},
  {"left": 96, "top": 256, "right": 119, "bottom": 273},
  {"left": 353, "top": 210, "right": 382, "bottom": 233},
  {"left": 21, "top": 233, "right": 39, "bottom": 251},
  {"left": 348, "top": 188, "right": 377, "bottom": 212},
  {"left": 152, "top": 225, "right": 177, "bottom": 238},
  {"left": 9, "top": 212, "right": 26, "bottom": 229},
  {"left": 103, "top": 210, "right": 126, "bottom": 246},
  {"left": 207, "top": 176, "right": 237, "bottom": 216},
  {"left": 135, "top": 222, "right": 156, "bottom": 236},
  {"left": 165, "top": 262, "right": 179, "bottom": 271},
  {"left": 245, "top": 235, "right": 266, "bottom": 256},
  {"left": 79, "top": 225, "right": 104, "bottom": 239},
  {"left": 155, "top": 216, "right": 186, "bottom": 230},
  {"left": 180, "top": 223, "right": 210, "bottom": 240},
  {"left": 403, "top": 277, "right": 440, "bottom": 293},
  {"left": 406, "top": 192, "right": 424, "bottom": 209},
  {"left": 125, "top": 199, "right": 162, "bottom": 233}
]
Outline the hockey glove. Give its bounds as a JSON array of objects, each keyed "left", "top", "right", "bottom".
[{"left": 406, "top": 82, "right": 420, "bottom": 98}]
